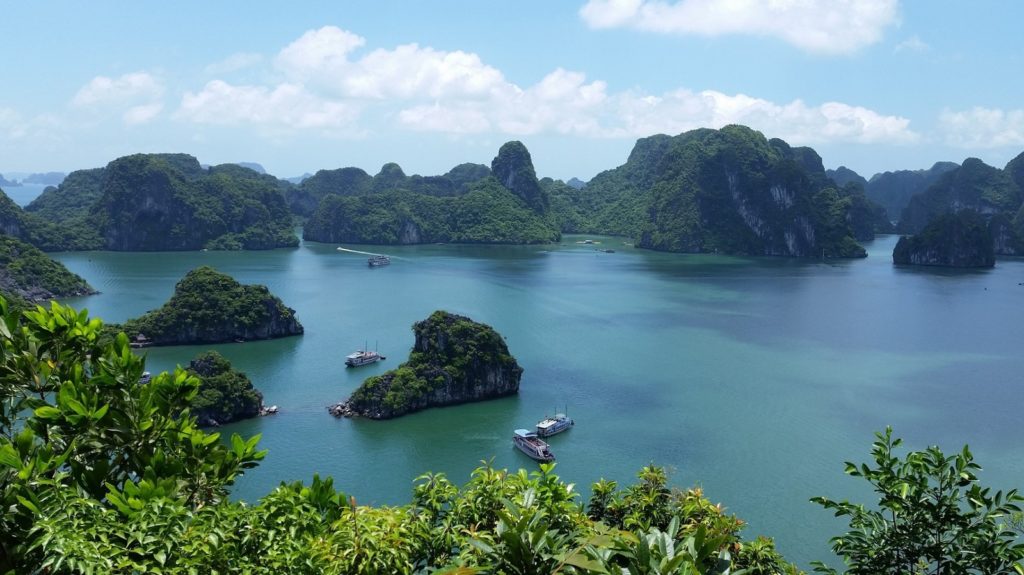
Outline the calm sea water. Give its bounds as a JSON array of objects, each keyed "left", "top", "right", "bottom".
[
  {"left": 2, "top": 183, "right": 48, "bottom": 206},
  {"left": 53, "top": 235, "right": 1024, "bottom": 567}
]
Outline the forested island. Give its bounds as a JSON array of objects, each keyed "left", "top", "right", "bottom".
[
  {"left": 188, "top": 351, "right": 266, "bottom": 427},
  {"left": 331, "top": 310, "right": 522, "bottom": 419},
  {"left": 116, "top": 266, "right": 303, "bottom": 346},
  {"left": 0, "top": 234, "right": 95, "bottom": 311},
  {"left": 893, "top": 210, "right": 996, "bottom": 268}
]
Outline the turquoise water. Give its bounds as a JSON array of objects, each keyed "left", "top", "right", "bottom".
[{"left": 53, "top": 235, "right": 1024, "bottom": 567}]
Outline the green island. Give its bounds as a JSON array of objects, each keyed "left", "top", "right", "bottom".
[
  {"left": 893, "top": 210, "right": 996, "bottom": 268},
  {"left": 188, "top": 350, "right": 265, "bottom": 427},
  {"left": 14, "top": 153, "right": 298, "bottom": 251},
  {"left": 0, "top": 233, "right": 95, "bottom": 312},
  {"left": 547, "top": 125, "right": 883, "bottom": 258},
  {"left": 331, "top": 310, "right": 523, "bottom": 419},
  {"left": 303, "top": 142, "right": 559, "bottom": 245},
  {"left": 2, "top": 298, "right": 1023, "bottom": 573},
  {"left": 897, "top": 154, "right": 1024, "bottom": 256},
  {"left": 116, "top": 266, "right": 304, "bottom": 346}
]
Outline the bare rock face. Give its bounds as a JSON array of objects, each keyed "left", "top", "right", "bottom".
[{"left": 330, "top": 311, "right": 522, "bottom": 419}]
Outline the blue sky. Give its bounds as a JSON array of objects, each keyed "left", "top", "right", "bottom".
[{"left": 2, "top": 1, "right": 1023, "bottom": 181}]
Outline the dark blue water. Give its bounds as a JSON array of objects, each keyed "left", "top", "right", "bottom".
[{"left": 53, "top": 234, "right": 1024, "bottom": 567}]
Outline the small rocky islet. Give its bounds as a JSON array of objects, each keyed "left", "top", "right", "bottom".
[{"left": 329, "top": 310, "right": 522, "bottom": 419}]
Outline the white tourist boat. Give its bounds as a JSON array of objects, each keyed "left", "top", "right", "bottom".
[
  {"left": 535, "top": 412, "right": 574, "bottom": 438},
  {"left": 345, "top": 348, "right": 385, "bottom": 367},
  {"left": 368, "top": 255, "right": 390, "bottom": 267},
  {"left": 513, "top": 429, "right": 555, "bottom": 462}
]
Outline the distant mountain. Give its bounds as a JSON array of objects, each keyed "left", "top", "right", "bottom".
[
  {"left": 566, "top": 177, "right": 586, "bottom": 190},
  {"left": 896, "top": 154, "right": 1023, "bottom": 256},
  {"left": 287, "top": 162, "right": 491, "bottom": 217},
  {"left": 303, "top": 143, "right": 557, "bottom": 245},
  {"left": 0, "top": 174, "right": 19, "bottom": 187},
  {"left": 865, "top": 162, "right": 959, "bottom": 221},
  {"left": 234, "top": 162, "right": 266, "bottom": 174},
  {"left": 19, "top": 154, "right": 298, "bottom": 251},
  {"left": 285, "top": 173, "right": 313, "bottom": 184},
  {"left": 22, "top": 172, "right": 66, "bottom": 186},
  {"left": 826, "top": 166, "right": 868, "bottom": 189},
  {"left": 549, "top": 125, "right": 881, "bottom": 258}
]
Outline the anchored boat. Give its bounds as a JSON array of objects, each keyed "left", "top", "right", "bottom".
[
  {"left": 345, "top": 343, "right": 385, "bottom": 367},
  {"left": 535, "top": 412, "right": 574, "bottom": 438},
  {"left": 513, "top": 429, "right": 555, "bottom": 462}
]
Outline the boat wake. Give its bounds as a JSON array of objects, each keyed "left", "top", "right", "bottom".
[{"left": 336, "top": 247, "right": 398, "bottom": 259}]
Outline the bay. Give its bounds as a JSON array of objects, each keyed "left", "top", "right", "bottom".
[
  {"left": 2, "top": 183, "right": 48, "bottom": 206},
  {"left": 52, "top": 234, "right": 1024, "bottom": 567}
]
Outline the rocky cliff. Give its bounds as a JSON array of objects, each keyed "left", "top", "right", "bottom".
[
  {"left": 331, "top": 311, "right": 522, "bottom": 419},
  {"left": 0, "top": 234, "right": 96, "bottom": 309},
  {"left": 892, "top": 210, "right": 995, "bottom": 268},
  {"left": 303, "top": 144, "right": 558, "bottom": 245},
  {"left": 120, "top": 266, "right": 303, "bottom": 345}
]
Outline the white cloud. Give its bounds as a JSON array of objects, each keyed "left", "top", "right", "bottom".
[
  {"left": 894, "top": 35, "right": 929, "bottom": 53},
  {"left": 204, "top": 52, "right": 264, "bottom": 75},
  {"left": 71, "top": 72, "right": 165, "bottom": 125},
  {"left": 579, "top": 0, "right": 900, "bottom": 55},
  {"left": 177, "top": 26, "right": 916, "bottom": 147},
  {"left": 275, "top": 26, "right": 365, "bottom": 81},
  {"left": 939, "top": 107, "right": 1024, "bottom": 148},
  {"left": 176, "top": 80, "right": 358, "bottom": 130}
]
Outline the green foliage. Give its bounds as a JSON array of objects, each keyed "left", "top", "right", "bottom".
[
  {"left": 0, "top": 234, "right": 94, "bottom": 304},
  {"left": 348, "top": 310, "right": 521, "bottom": 417},
  {"left": 812, "top": 427, "right": 1024, "bottom": 574},
  {"left": 892, "top": 210, "right": 995, "bottom": 268},
  {"left": 0, "top": 297, "right": 265, "bottom": 572},
  {"left": 304, "top": 176, "right": 559, "bottom": 245},
  {"left": 863, "top": 162, "right": 959, "bottom": 222},
  {"left": 491, "top": 141, "right": 549, "bottom": 213},
  {"left": 549, "top": 125, "right": 869, "bottom": 258},
  {"left": 187, "top": 351, "right": 263, "bottom": 426},
  {"left": 15, "top": 154, "right": 298, "bottom": 252},
  {"left": 899, "top": 158, "right": 1022, "bottom": 236},
  {"left": 119, "top": 266, "right": 303, "bottom": 345}
]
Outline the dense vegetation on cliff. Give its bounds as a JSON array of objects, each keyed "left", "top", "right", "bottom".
[
  {"left": 0, "top": 234, "right": 94, "bottom": 310},
  {"left": 16, "top": 154, "right": 298, "bottom": 251},
  {"left": 831, "top": 162, "right": 960, "bottom": 222},
  {"left": 303, "top": 143, "right": 559, "bottom": 245},
  {"left": 549, "top": 125, "right": 879, "bottom": 258},
  {"left": 893, "top": 210, "right": 995, "bottom": 268},
  {"left": 341, "top": 310, "right": 522, "bottom": 419},
  {"left": 119, "top": 266, "right": 303, "bottom": 345},
  {"left": 188, "top": 351, "right": 264, "bottom": 427},
  {"left": 893, "top": 154, "right": 1024, "bottom": 259},
  {"left": 286, "top": 162, "right": 491, "bottom": 216}
]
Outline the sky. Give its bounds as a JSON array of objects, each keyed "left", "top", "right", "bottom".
[{"left": 2, "top": 0, "right": 1023, "bottom": 181}]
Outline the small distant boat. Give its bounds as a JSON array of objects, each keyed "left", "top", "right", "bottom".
[
  {"left": 139, "top": 371, "right": 152, "bottom": 384},
  {"left": 260, "top": 405, "right": 279, "bottom": 416},
  {"left": 513, "top": 429, "right": 555, "bottom": 462},
  {"left": 535, "top": 412, "right": 574, "bottom": 437},
  {"left": 602, "top": 249, "right": 615, "bottom": 253},
  {"left": 345, "top": 342, "right": 386, "bottom": 367},
  {"left": 368, "top": 255, "right": 390, "bottom": 267}
]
